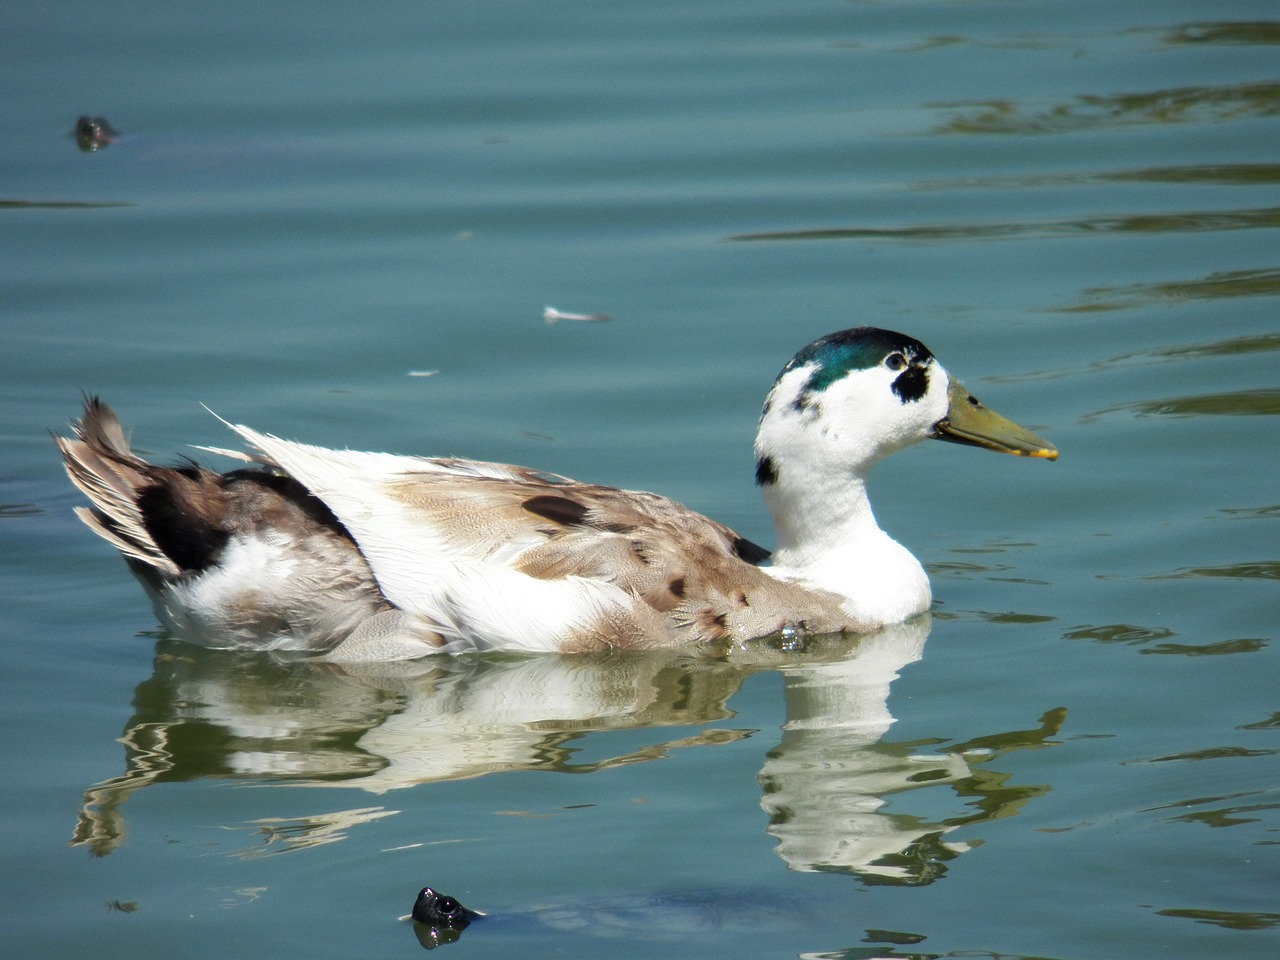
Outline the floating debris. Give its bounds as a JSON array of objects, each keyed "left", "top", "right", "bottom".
[
  {"left": 75, "top": 116, "right": 118, "bottom": 152},
  {"left": 543, "top": 305, "right": 610, "bottom": 324},
  {"left": 407, "top": 370, "right": 440, "bottom": 377}
]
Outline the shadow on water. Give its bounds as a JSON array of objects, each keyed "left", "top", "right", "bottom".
[
  {"left": 730, "top": 40, "right": 1280, "bottom": 246},
  {"left": 1059, "top": 268, "right": 1280, "bottom": 313},
  {"left": 1152, "top": 908, "right": 1280, "bottom": 932},
  {"left": 405, "top": 883, "right": 1073, "bottom": 957},
  {"left": 867, "top": 17, "right": 1280, "bottom": 189},
  {"left": 1, "top": 199, "right": 133, "bottom": 209},
  {"left": 914, "top": 163, "right": 1280, "bottom": 192},
  {"left": 929, "top": 16, "right": 1280, "bottom": 134},
  {"left": 990, "top": 333, "right": 1280, "bottom": 386},
  {"left": 1084, "top": 388, "right": 1280, "bottom": 421},
  {"left": 1160, "top": 20, "right": 1280, "bottom": 47},
  {"left": 73, "top": 619, "right": 1063, "bottom": 888},
  {"left": 726, "top": 206, "right": 1280, "bottom": 244},
  {"left": 403, "top": 881, "right": 1073, "bottom": 957},
  {"left": 930, "top": 79, "right": 1280, "bottom": 136},
  {"left": 0, "top": 503, "right": 43, "bottom": 518},
  {"left": 835, "top": 18, "right": 1280, "bottom": 56}
]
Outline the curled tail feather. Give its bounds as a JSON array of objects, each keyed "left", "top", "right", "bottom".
[{"left": 56, "top": 397, "right": 182, "bottom": 578}]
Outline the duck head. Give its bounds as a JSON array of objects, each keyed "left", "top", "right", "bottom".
[
  {"left": 752, "top": 327, "right": 1055, "bottom": 621},
  {"left": 755, "top": 326, "right": 1056, "bottom": 489}
]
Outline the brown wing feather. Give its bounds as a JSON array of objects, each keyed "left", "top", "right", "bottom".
[{"left": 382, "top": 467, "right": 865, "bottom": 645}]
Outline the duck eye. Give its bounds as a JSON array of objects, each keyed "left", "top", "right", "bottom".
[{"left": 884, "top": 353, "right": 907, "bottom": 372}]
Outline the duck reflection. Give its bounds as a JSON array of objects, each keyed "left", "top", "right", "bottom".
[{"left": 75, "top": 618, "right": 1061, "bottom": 882}]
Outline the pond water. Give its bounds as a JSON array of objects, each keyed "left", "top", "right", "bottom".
[{"left": 2, "top": 2, "right": 1277, "bottom": 958}]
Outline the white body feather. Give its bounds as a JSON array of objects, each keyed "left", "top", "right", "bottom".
[{"left": 224, "top": 427, "right": 656, "bottom": 654}]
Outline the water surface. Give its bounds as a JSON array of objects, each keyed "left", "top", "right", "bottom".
[{"left": 2, "top": 2, "right": 1277, "bottom": 958}]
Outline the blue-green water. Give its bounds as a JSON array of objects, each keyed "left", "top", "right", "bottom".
[{"left": 3, "top": 2, "right": 1277, "bottom": 958}]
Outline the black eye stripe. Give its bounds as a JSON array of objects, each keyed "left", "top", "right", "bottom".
[{"left": 891, "top": 364, "right": 929, "bottom": 403}]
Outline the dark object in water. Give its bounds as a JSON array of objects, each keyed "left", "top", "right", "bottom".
[
  {"left": 410, "top": 887, "right": 482, "bottom": 949},
  {"left": 75, "top": 116, "right": 118, "bottom": 152},
  {"left": 404, "top": 882, "right": 832, "bottom": 949}
]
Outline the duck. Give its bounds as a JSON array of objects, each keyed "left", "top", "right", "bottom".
[{"left": 56, "top": 326, "right": 1056, "bottom": 660}]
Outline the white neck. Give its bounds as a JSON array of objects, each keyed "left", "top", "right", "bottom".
[
  {"left": 752, "top": 362, "right": 939, "bottom": 626},
  {"left": 760, "top": 463, "right": 931, "bottom": 626}
]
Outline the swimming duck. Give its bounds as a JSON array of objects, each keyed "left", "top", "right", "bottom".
[{"left": 57, "top": 327, "right": 1055, "bottom": 659}]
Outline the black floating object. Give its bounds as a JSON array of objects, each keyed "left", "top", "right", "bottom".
[
  {"left": 75, "top": 116, "right": 118, "bottom": 152},
  {"left": 411, "top": 887, "right": 481, "bottom": 950}
]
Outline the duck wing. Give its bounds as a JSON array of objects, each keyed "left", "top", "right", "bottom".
[{"left": 224, "top": 423, "right": 858, "bottom": 651}]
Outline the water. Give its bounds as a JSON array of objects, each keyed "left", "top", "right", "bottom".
[{"left": 2, "top": 2, "right": 1277, "bottom": 958}]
